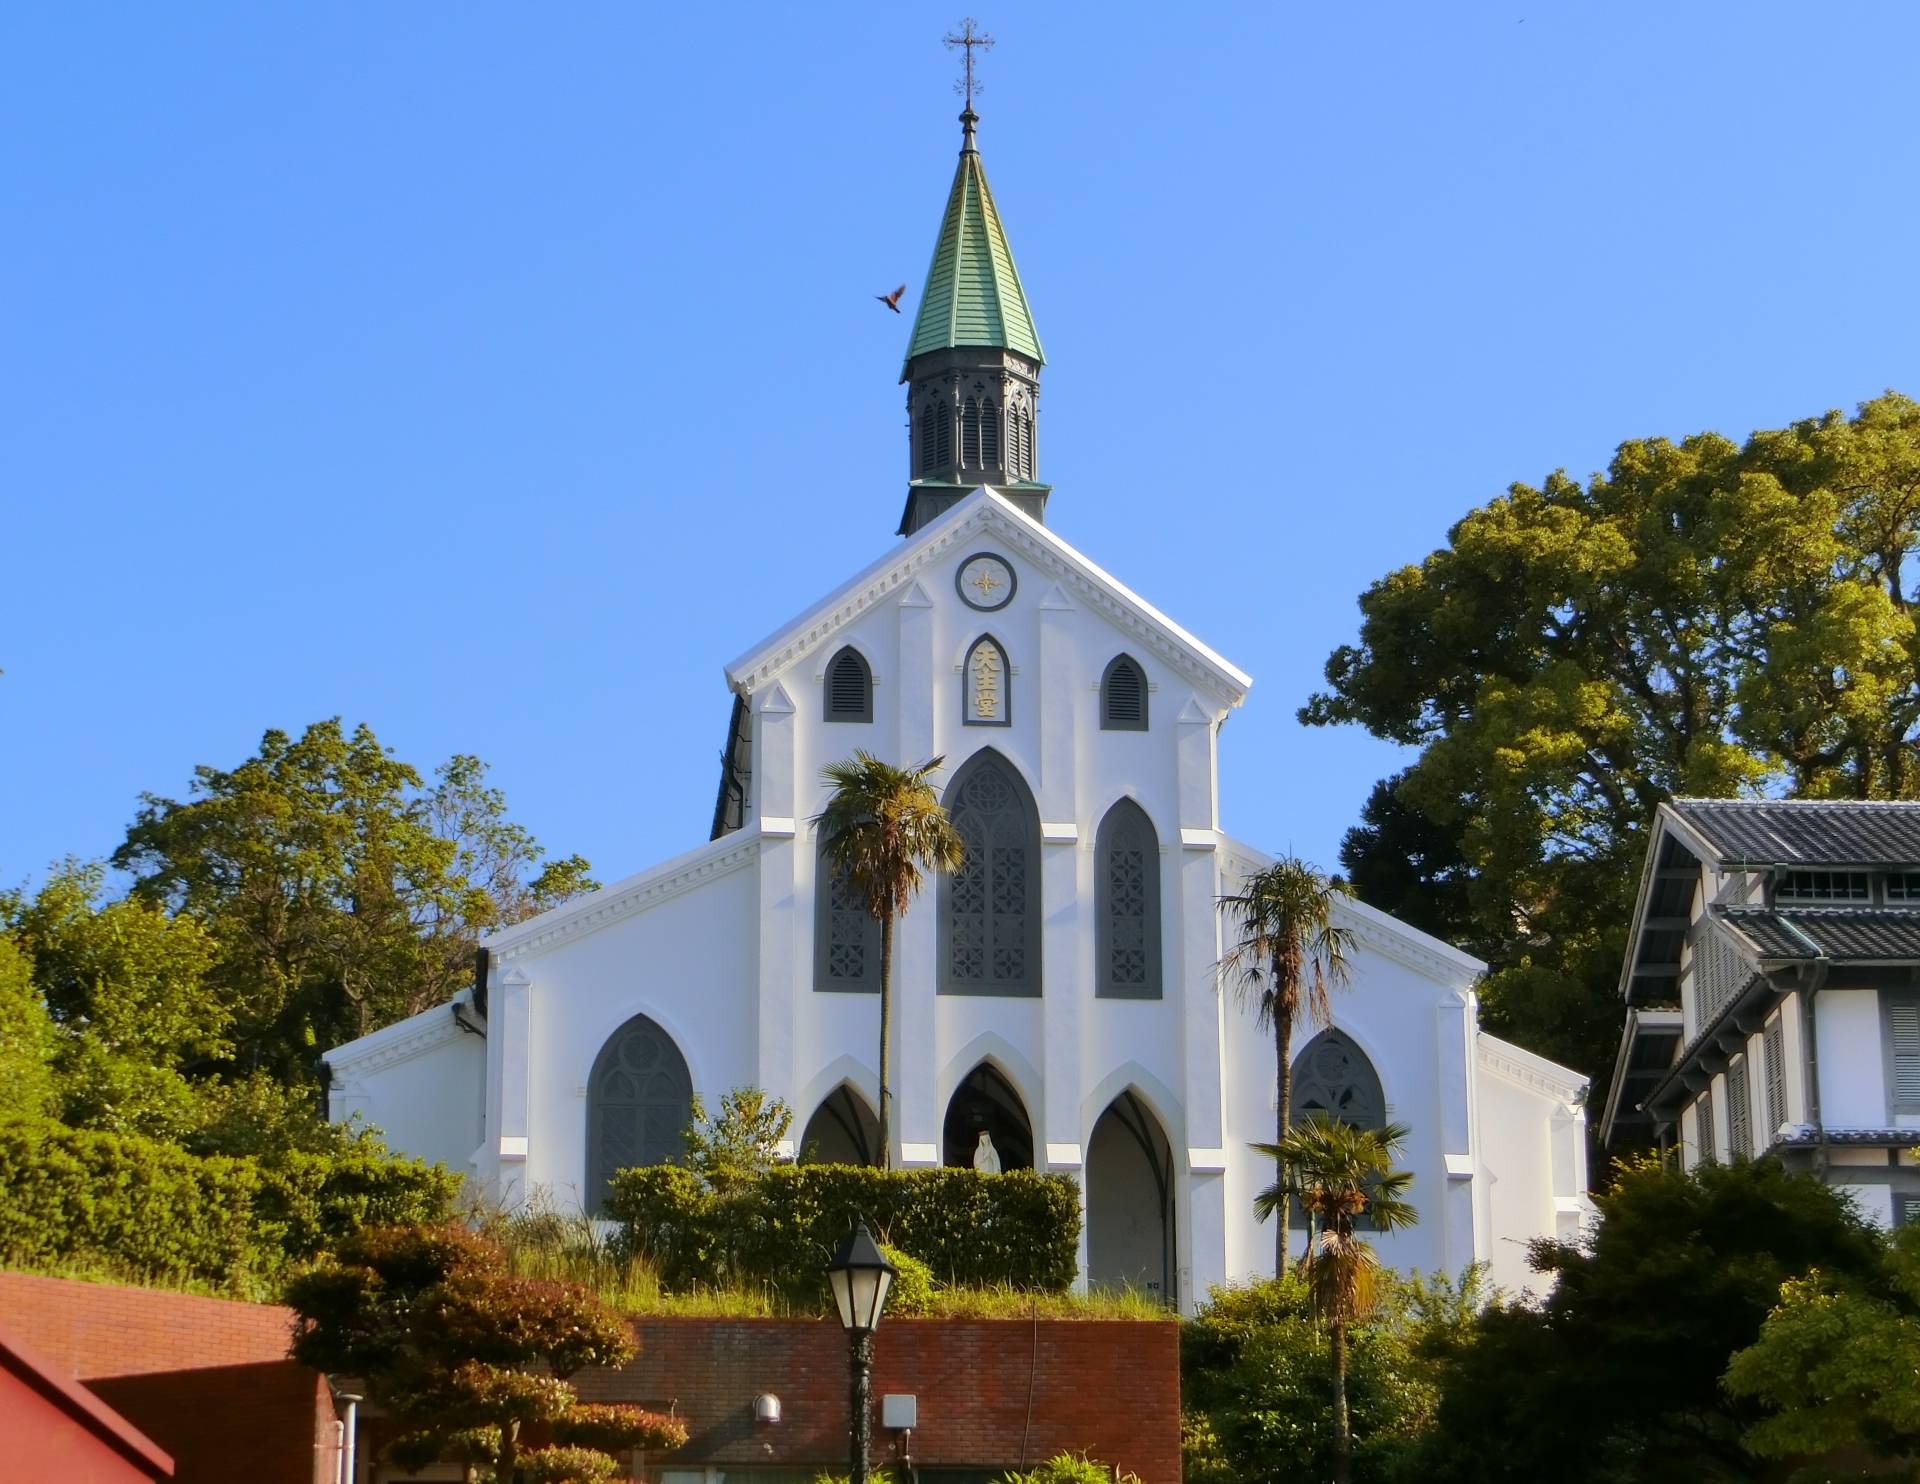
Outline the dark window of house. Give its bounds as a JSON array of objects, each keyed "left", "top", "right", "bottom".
[
  {"left": 1101, "top": 655, "right": 1148, "bottom": 731},
  {"left": 940, "top": 751, "right": 1040, "bottom": 996},
  {"left": 586, "top": 1014, "right": 692, "bottom": 1215},
  {"left": 1888, "top": 873, "right": 1920, "bottom": 902},
  {"left": 1891, "top": 1000, "right": 1920, "bottom": 1108},
  {"left": 1764, "top": 1014, "right": 1788, "bottom": 1139},
  {"left": 1776, "top": 870, "right": 1870, "bottom": 902},
  {"left": 814, "top": 852, "right": 881, "bottom": 994},
  {"left": 1096, "top": 799, "right": 1161, "bottom": 998},
  {"left": 1727, "top": 1056, "right": 1751, "bottom": 1159},
  {"left": 1896, "top": 1193, "right": 1920, "bottom": 1227},
  {"left": 824, "top": 646, "right": 872, "bottom": 723},
  {"left": 1696, "top": 1085, "right": 1716, "bottom": 1164}
]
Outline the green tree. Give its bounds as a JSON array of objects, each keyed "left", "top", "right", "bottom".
[
  {"left": 0, "top": 933, "right": 54, "bottom": 1120},
  {"left": 681, "top": 1087, "right": 793, "bottom": 1195},
  {"left": 111, "top": 721, "right": 594, "bottom": 1082},
  {"left": 1724, "top": 1221, "right": 1920, "bottom": 1475},
  {"left": 1407, "top": 1156, "right": 1885, "bottom": 1483},
  {"left": 814, "top": 752, "right": 964, "bottom": 1171},
  {"left": 1218, "top": 856, "right": 1355, "bottom": 1273},
  {"left": 1181, "top": 1268, "right": 1478, "bottom": 1484},
  {"left": 287, "top": 1223, "right": 684, "bottom": 1484},
  {"left": 1305, "top": 392, "right": 1920, "bottom": 1091},
  {"left": 8, "top": 860, "right": 227, "bottom": 1137},
  {"left": 1253, "top": 1113, "right": 1418, "bottom": 1484}
]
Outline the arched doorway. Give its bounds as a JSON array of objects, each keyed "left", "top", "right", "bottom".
[
  {"left": 585, "top": 1013, "right": 693, "bottom": 1215},
  {"left": 1287, "top": 1027, "right": 1386, "bottom": 1229},
  {"left": 1086, "top": 1092, "right": 1174, "bottom": 1302},
  {"left": 943, "top": 1063, "right": 1034, "bottom": 1171},
  {"left": 799, "top": 1084, "right": 881, "bottom": 1166}
]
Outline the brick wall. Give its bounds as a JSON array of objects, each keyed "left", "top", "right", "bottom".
[
  {"left": 572, "top": 1317, "right": 1182, "bottom": 1484},
  {"left": 0, "top": 1271, "right": 295, "bottom": 1378},
  {"left": 90, "top": 1361, "right": 336, "bottom": 1484}
]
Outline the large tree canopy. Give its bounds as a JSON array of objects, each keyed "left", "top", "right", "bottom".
[
  {"left": 1305, "top": 392, "right": 1920, "bottom": 1085},
  {"left": 108, "top": 719, "right": 595, "bottom": 1084}
]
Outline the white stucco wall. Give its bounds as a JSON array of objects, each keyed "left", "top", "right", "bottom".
[
  {"left": 1817, "top": 989, "right": 1887, "bottom": 1128},
  {"left": 327, "top": 997, "right": 487, "bottom": 1177}
]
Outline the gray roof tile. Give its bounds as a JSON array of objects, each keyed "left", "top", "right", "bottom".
[
  {"left": 1718, "top": 905, "right": 1920, "bottom": 961},
  {"left": 1669, "top": 799, "right": 1920, "bottom": 866}
]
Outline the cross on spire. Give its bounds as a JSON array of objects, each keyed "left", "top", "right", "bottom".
[{"left": 944, "top": 17, "right": 993, "bottom": 109}]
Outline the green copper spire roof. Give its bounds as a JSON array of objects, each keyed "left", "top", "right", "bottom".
[{"left": 903, "top": 110, "right": 1045, "bottom": 375}]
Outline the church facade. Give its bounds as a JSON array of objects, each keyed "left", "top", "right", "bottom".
[{"left": 326, "top": 108, "right": 1592, "bottom": 1307}]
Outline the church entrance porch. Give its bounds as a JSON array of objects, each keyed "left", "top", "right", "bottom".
[
  {"left": 942, "top": 1062, "right": 1033, "bottom": 1171},
  {"left": 1086, "top": 1092, "right": 1175, "bottom": 1302},
  {"left": 798, "top": 1083, "right": 881, "bottom": 1166}
]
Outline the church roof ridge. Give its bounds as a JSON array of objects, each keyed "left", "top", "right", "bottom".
[
  {"left": 723, "top": 487, "right": 1252, "bottom": 705},
  {"left": 903, "top": 110, "right": 1045, "bottom": 375}
]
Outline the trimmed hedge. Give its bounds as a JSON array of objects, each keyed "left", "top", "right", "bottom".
[
  {"left": 606, "top": 1163, "right": 1081, "bottom": 1299},
  {"left": 0, "top": 1118, "right": 459, "bottom": 1292}
]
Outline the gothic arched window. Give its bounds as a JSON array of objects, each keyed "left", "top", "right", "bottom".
[
  {"left": 981, "top": 396, "right": 999, "bottom": 466},
  {"left": 1101, "top": 654, "right": 1148, "bottom": 731},
  {"left": 936, "top": 403, "right": 952, "bottom": 467},
  {"left": 1288, "top": 1027, "right": 1388, "bottom": 1230},
  {"left": 824, "top": 646, "right": 872, "bottom": 723},
  {"left": 962, "top": 396, "right": 982, "bottom": 467},
  {"left": 1096, "top": 798, "right": 1162, "bottom": 998},
  {"left": 941, "top": 750, "right": 1041, "bottom": 996},
  {"left": 586, "top": 1013, "right": 692, "bottom": 1215},
  {"left": 961, "top": 634, "right": 1011, "bottom": 727},
  {"left": 814, "top": 844, "right": 882, "bottom": 993},
  {"left": 1010, "top": 402, "right": 1029, "bottom": 478},
  {"left": 919, "top": 404, "right": 938, "bottom": 474}
]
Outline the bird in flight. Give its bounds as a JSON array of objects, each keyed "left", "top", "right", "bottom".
[{"left": 876, "top": 285, "right": 907, "bottom": 313}]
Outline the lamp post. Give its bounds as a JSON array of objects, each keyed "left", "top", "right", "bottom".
[{"left": 827, "top": 1220, "right": 898, "bottom": 1484}]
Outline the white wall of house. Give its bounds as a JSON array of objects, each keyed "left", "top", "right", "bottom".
[{"left": 1818, "top": 990, "right": 1887, "bottom": 1128}]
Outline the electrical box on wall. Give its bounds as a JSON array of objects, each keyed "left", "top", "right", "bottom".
[{"left": 882, "top": 1394, "right": 918, "bottom": 1429}]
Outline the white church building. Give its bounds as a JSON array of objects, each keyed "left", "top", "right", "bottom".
[{"left": 327, "top": 106, "right": 1592, "bottom": 1308}]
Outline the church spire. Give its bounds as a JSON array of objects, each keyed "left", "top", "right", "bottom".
[{"left": 897, "top": 101, "right": 1050, "bottom": 537}]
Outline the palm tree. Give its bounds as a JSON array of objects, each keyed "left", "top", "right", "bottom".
[
  {"left": 1253, "top": 1112, "right": 1417, "bottom": 1484},
  {"left": 814, "top": 751, "right": 964, "bottom": 1171},
  {"left": 1218, "top": 856, "right": 1355, "bottom": 1272}
]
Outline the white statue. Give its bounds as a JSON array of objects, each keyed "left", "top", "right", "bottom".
[{"left": 972, "top": 1131, "right": 1001, "bottom": 1174}]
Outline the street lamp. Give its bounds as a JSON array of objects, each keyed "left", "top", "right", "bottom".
[{"left": 827, "top": 1219, "right": 898, "bottom": 1484}]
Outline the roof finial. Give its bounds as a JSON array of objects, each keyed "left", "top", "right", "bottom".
[{"left": 944, "top": 16, "right": 993, "bottom": 150}]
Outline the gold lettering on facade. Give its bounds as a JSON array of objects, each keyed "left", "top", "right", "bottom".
[{"left": 970, "top": 642, "right": 1002, "bottom": 719}]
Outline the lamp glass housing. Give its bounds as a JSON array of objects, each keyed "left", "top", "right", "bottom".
[{"left": 827, "top": 1222, "right": 898, "bottom": 1334}]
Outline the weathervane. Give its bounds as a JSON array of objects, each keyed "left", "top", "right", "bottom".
[{"left": 944, "top": 17, "right": 993, "bottom": 109}]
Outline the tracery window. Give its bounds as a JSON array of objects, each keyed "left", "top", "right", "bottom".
[
  {"left": 586, "top": 1013, "right": 692, "bottom": 1214},
  {"left": 941, "top": 750, "right": 1041, "bottom": 996},
  {"left": 1288, "top": 1028, "right": 1386, "bottom": 1229},
  {"left": 1096, "top": 798, "right": 1161, "bottom": 998},
  {"left": 824, "top": 646, "right": 872, "bottom": 723},
  {"left": 1101, "top": 654, "right": 1148, "bottom": 731},
  {"left": 814, "top": 849, "right": 881, "bottom": 993},
  {"left": 962, "top": 634, "right": 1011, "bottom": 726}
]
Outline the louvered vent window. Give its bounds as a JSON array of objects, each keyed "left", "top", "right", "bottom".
[
  {"left": 1898, "top": 1193, "right": 1920, "bottom": 1228},
  {"left": 1776, "top": 870, "right": 1870, "bottom": 902},
  {"left": 1007, "top": 405, "right": 1024, "bottom": 478},
  {"left": 936, "top": 404, "right": 952, "bottom": 467},
  {"left": 823, "top": 647, "right": 872, "bottom": 724},
  {"left": 1764, "top": 1015, "right": 1787, "bottom": 1139},
  {"left": 1891, "top": 1001, "right": 1920, "bottom": 1108},
  {"left": 1727, "top": 1057, "right": 1751, "bottom": 1159},
  {"left": 1696, "top": 1086, "right": 1716, "bottom": 1164},
  {"left": 1022, "top": 412, "right": 1035, "bottom": 478},
  {"left": 920, "top": 405, "right": 938, "bottom": 474},
  {"left": 981, "top": 397, "right": 999, "bottom": 466},
  {"left": 962, "top": 397, "right": 982, "bottom": 467},
  {"left": 1101, "top": 655, "right": 1148, "bottom": 731}
]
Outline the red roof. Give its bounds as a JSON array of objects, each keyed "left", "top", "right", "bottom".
[{"left": 0, "top": 1318, "right": 174, "bottom": 1479}]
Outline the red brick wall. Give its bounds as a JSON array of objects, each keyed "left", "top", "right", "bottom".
[
  {"left": 89, "top": 1361, "right": 336, "bottom": 1484},
  {"left": 571, "top": 1317, "right": 1182, "bottom": 1484},
  {"left": 0, "top": 1272, "right": 295, "bottom": 1379}
]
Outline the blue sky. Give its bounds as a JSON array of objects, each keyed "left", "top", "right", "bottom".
[{"left": 6, "top": 3, "right": 1920, "bottom": 893}]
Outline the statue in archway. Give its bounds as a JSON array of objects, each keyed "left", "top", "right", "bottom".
[{"left": 973, "top": 1132, "right": 1002, "bottom": 1174}]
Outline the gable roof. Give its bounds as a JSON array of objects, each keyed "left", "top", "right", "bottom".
[
  {"left": 1666, "top": 798, "right": 1920, "bottom": 867},
  {"left": 724, "top": 487, "right": 1251, "bottom": 706},
  {"left": 0, "top": 1319, "right": 173, "bottom": 1479},
  {"left": 903, "top": 113, "right": 1044, "bottom": 372}
]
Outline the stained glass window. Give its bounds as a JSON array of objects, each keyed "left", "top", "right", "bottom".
[
  {"left": 942, "top": 751, "right": 1040, "bottom": 996},
  {"left": 586, "top": 1014, "right": 692, "bottom": 1214},
  {"left": 1096, "top": 798, "right": 1161, "bottom": 998}
]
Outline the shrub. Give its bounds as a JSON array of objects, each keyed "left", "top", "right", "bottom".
[
  {"left": 607, "top": 1163, "right": 1080, "bottom": 1299},
  {"left": 0, "top": 1116, "right": 458, "bottom": 1292}
]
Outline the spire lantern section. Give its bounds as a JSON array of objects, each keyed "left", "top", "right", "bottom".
[{"left": 897, "top": 109, "right": 1049, "bottom": 537}]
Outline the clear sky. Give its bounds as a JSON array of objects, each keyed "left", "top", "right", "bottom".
[{"left": 6, "top": 4, "right": 1920, "bottom": 894}]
